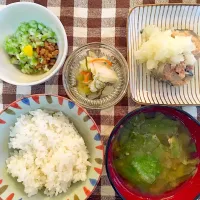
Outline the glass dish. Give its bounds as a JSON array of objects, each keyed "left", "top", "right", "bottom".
[{"left": 62, "top": 42, "right": 129, "bottom": 109}]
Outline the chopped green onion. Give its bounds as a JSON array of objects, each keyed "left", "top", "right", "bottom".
[{"left": 4, "top": 20, "right": 57, "bottom": 74}]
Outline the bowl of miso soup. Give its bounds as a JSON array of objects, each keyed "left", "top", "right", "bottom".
[{"left": 106, "top": 106, "right": 200, "bottom": 200}]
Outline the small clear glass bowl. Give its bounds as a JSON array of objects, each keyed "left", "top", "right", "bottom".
[{"left": 62, "top": 43, "right": 129, "bottom": 109}]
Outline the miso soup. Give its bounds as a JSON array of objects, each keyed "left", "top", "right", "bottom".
[{"left": 112, "top": 112, "right": 199, "bottom": 195}]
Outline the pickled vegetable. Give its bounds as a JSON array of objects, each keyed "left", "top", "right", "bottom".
[{"left": 76, "top": 52, "right": 118, "bottom": 97}]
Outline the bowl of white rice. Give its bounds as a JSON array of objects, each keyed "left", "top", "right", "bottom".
[{"left": 0, "top": 94, "right": 103, "bottom": 200}]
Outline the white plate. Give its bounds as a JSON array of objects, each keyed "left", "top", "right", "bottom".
[{"left": 128, "top": 4, "right": 200, "bottom": 105}]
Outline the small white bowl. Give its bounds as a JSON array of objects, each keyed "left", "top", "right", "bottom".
[{"left": 0, "top": 2, "right": 68, "bottom": 86}]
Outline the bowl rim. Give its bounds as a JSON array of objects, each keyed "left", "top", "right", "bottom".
[
  {"left": 62, "top": 42, "right": 129, "bottom": 110},
  {"left": 105, "top": 105, "right": 200, "bottom": 200},
  {"left": 0, "top": 2, "right": 68, "bottom": 86},
  {"left": 0, "top": 94, "right": 104, "bottom": 200}
]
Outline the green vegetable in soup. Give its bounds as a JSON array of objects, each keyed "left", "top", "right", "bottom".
[
  {"left": 132, "top": 155, "right": 161, "bottom": 184},
  {"left": 112, "top": 112, "right": 199, "bottom": 196}
]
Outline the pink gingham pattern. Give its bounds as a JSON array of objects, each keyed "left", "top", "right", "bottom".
[{"left": 0, "top": 0, "right": 199, "bottom": 199}]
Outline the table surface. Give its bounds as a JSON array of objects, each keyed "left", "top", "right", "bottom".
[{"left": 0, "top": 0, "right": 200, "bottom": 199}]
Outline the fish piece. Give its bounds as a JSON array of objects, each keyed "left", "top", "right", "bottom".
[
  {"left": 151, "top": 62, "right": 193, "bottom": 86},
  {"left": 172, "top": 30, "right": 200, "bottom": 59}
]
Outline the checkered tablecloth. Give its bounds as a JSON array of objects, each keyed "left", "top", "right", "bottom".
[{"left": 0, "top": 0, "right": 200, "bottom": 199}]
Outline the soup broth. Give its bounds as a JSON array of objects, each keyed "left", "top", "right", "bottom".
[{"left": 112, "top": 112, "right": 199, "bottom": 195}]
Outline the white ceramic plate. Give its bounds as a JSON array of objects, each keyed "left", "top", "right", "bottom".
[{"left": 128, "top": 4, "right": 200, "bottom": 105}]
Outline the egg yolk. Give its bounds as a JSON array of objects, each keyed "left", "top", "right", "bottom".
[{"left": 23, "top": 45, "right": 33, "bottom": 57}]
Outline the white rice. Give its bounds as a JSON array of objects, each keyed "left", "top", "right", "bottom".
[{"left": 6, "top": 109, "right": 91, "bottom": 197}]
